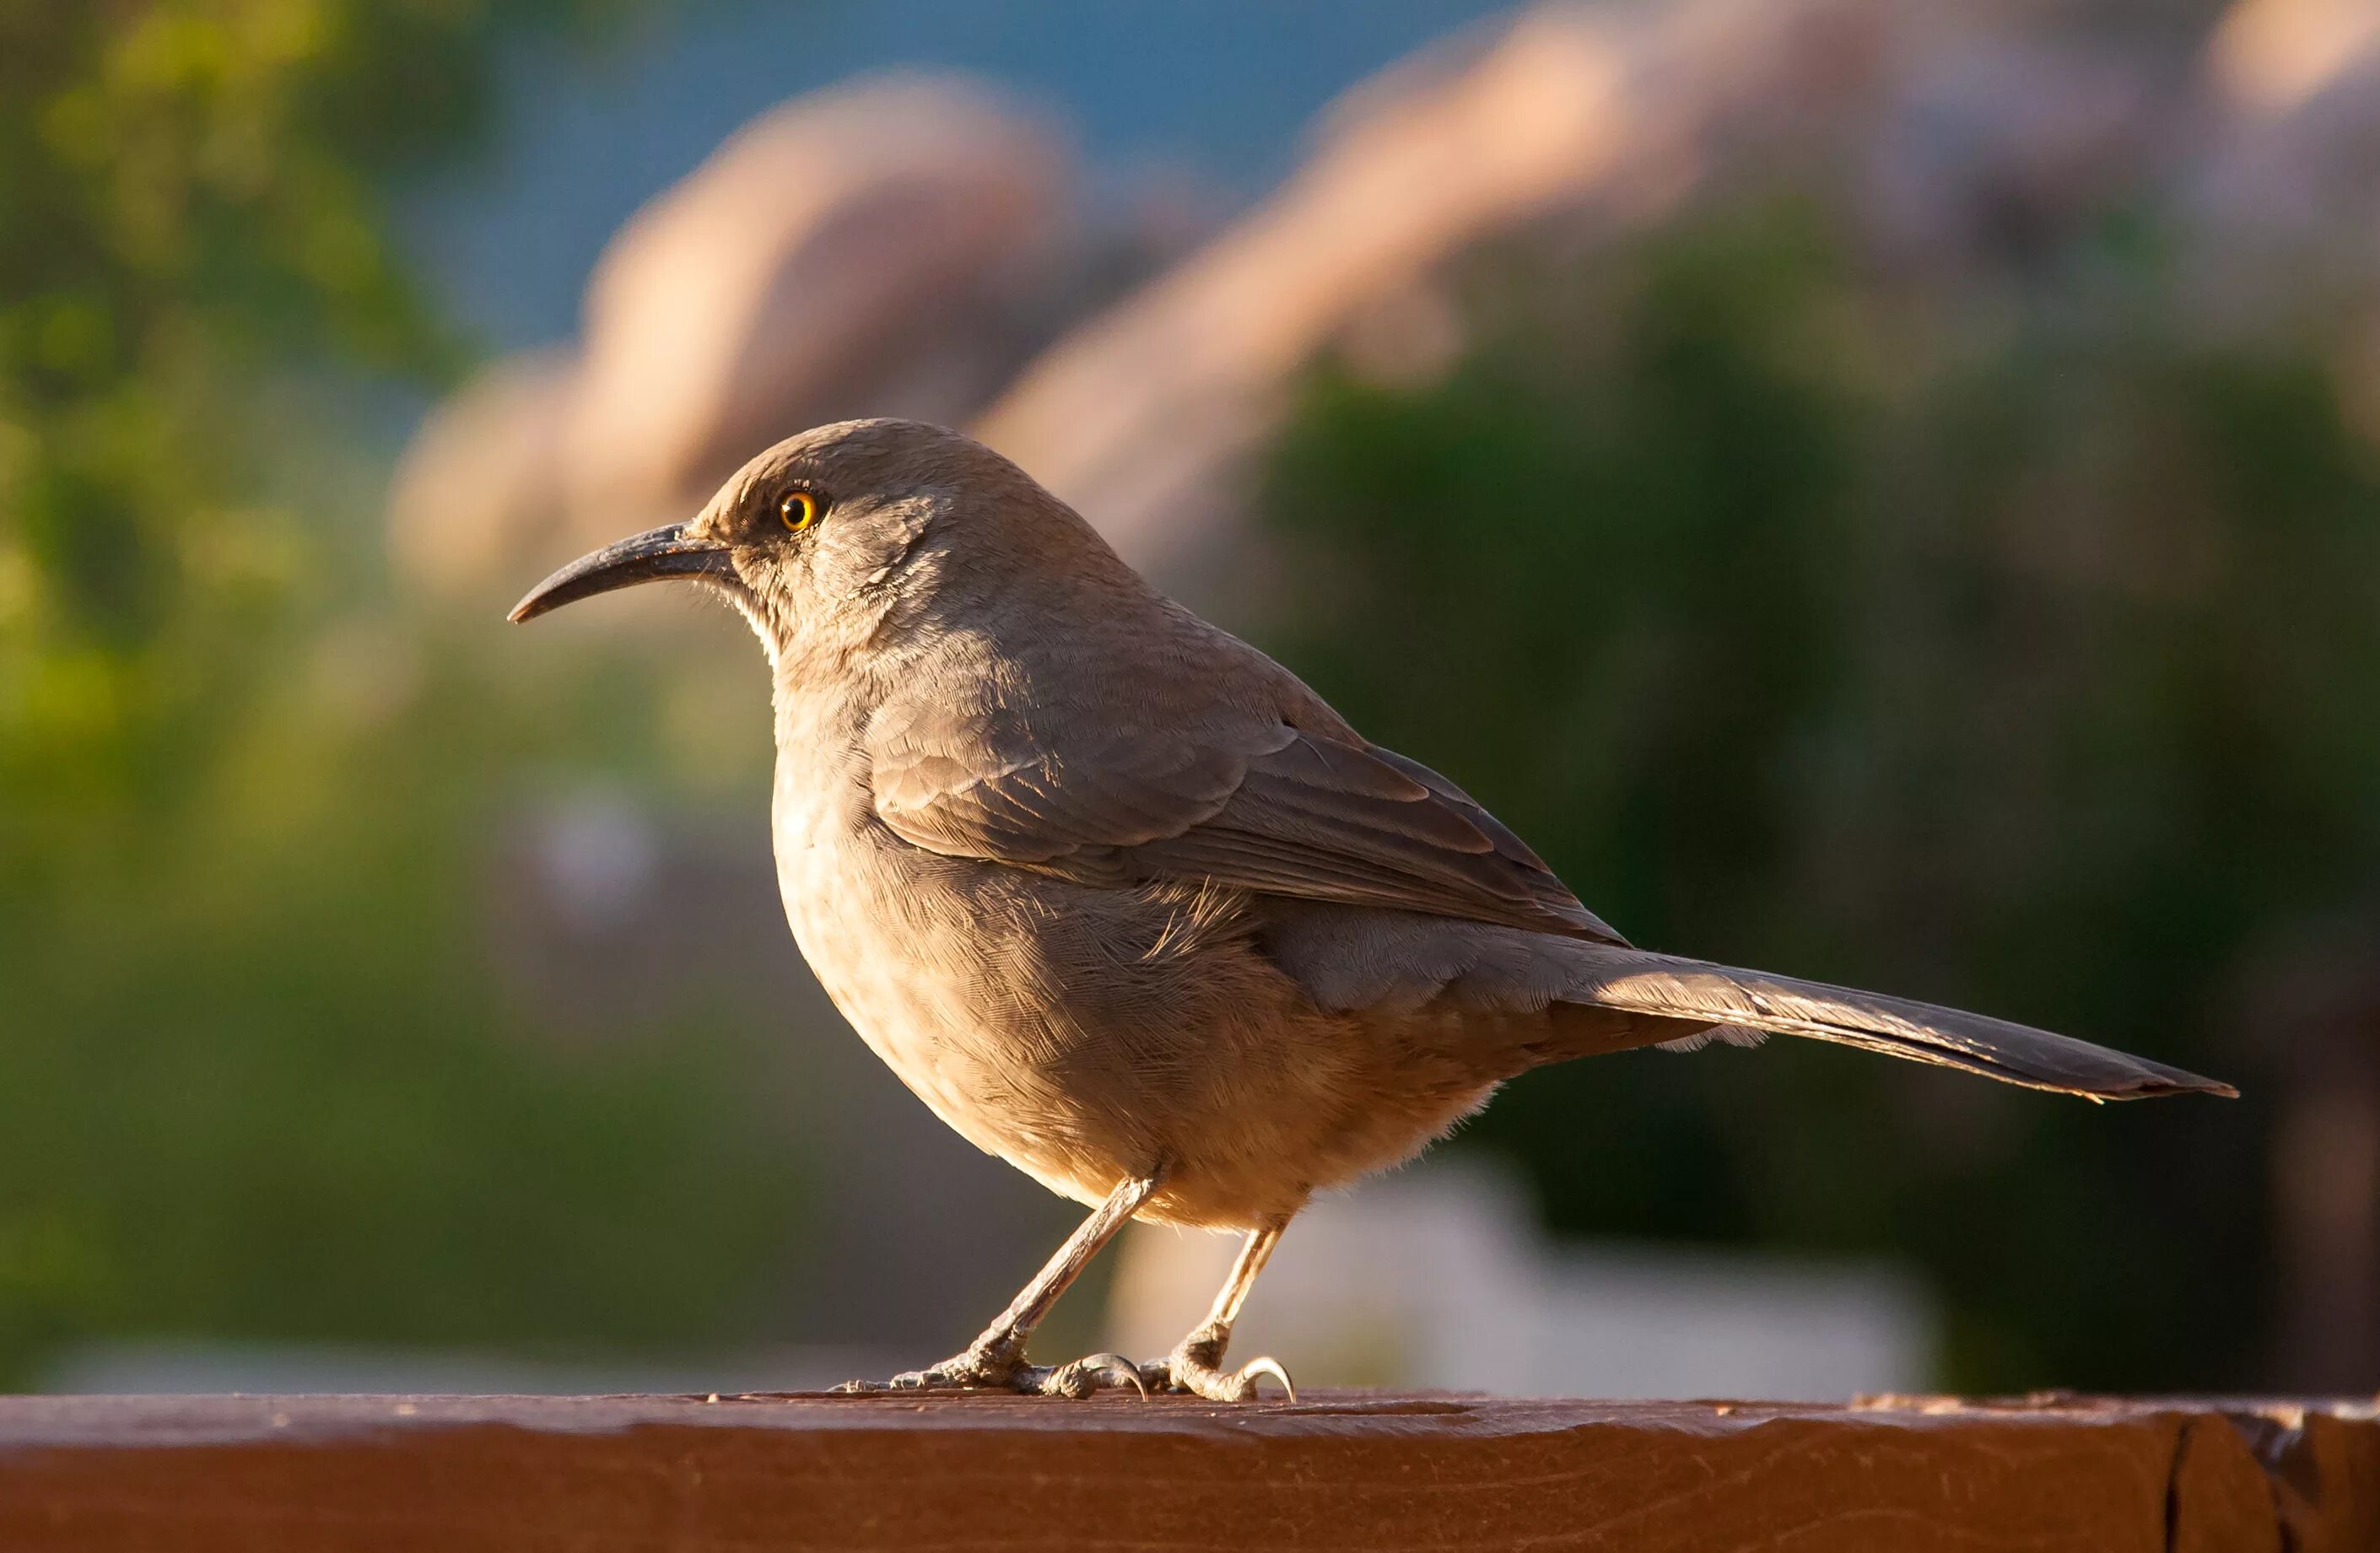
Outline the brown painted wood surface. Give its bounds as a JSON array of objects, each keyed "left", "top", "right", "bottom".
[{"left": 0, "top": 1391, "right": 2373, "bottom": 1551}]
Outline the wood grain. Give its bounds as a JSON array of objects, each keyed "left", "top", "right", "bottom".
[{"left": 0, "top": 1392, "right": 2372, "bottom": 1551}]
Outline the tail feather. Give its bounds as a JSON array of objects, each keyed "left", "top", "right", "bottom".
[
  {"left": 1654, "top": 1023, "right": 1769, "bottom": 1054},
  {"left": 1568, "top": 947, "right": 2234, "bottom": 1101}
]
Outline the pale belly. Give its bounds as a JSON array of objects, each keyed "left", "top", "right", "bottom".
[{"left": 771, "top": 783, "right": 1496, "bottom": 1228}]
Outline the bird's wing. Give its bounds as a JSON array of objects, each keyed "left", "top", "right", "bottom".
[{"left": 864, "top": 659, "right": 1624, "bottom": 944}]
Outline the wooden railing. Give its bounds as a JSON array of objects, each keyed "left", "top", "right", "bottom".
[{"left": 2, "top": 1391, "right": 2373, "bottom": 1550}]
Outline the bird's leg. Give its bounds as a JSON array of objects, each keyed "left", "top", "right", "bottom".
[
  {"left": 837, "top": 1172, "right": 1161, "bottom": 1398},
  {"left": 1143, "top": 1221, "right": 1296, "bottom": 1402}
]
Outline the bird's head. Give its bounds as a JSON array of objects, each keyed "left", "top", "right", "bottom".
[{"left": 509, "top": 418, "right": 1135, "bottom": 667}]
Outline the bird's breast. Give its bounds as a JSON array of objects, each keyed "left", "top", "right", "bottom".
[
  {"left": 769, "top": 752, "right": 1137, "bottom": 1200},
  {"left": 764, "top": 746, "right": 1501, "bottom": 1229}
]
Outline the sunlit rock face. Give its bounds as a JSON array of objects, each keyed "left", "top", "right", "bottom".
[
  {"left": 973, "top": 3, "right": 1652, "bottom": 591},
  {"left": 2197, "top": 0, "right": 2380, "bottom": 270},
  {"left": 969, "top": 0, "right": 2192, "bottom": 595},
  {"left": 394, "top": 0, "right": 2380, "bottom": 605},
  {"left": 390, "top": 75, "right": 1083, "bottom": 598}
]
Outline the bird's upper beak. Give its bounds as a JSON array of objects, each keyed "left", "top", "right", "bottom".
[{"left": 507, "top": 522, "right": 735, "bottom": 623}]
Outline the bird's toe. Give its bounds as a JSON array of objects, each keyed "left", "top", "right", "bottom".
[
  {"left": 1034, "top": 1351, "right": 1150, "bottom": 1399},
  {"left": 1153, "top": 1340, "right": 1297, "bottom": 1403},
  {"left": 834, "top": 1341, "right": 1031, "bottom": 1394}
]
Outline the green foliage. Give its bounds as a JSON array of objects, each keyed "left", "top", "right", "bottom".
[
  {"left": 0, "top": 0, "right": 631, "bottom": 850},
  {"left": 0, "top": 2, "right": 803, "bottom": 1387},
  {"left": 1262, "top": 200, "right": 2380, "bottom": 1389},
  {"left": 0, "top": 629, "right": 799, "bottom": 1379}
]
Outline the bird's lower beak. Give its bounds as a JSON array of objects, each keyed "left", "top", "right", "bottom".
[{"left": 508, "top": 523, "right": 735, "bottom": 623}]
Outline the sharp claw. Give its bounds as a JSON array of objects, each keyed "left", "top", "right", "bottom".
[
  {"left": 1080, "top": 1352, "right": 1150, "bottom": 1399},
  {"left": 1236, "top": 1356, "right": 1296, "bottom": 1403},
  {"left": 1039, "top": 1351, "right": 1150, "bottom": 1399}
]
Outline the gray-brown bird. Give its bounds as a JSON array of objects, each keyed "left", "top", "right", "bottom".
[{"left": 511, "top": 418, "right": 2233, "bottom": 1401}]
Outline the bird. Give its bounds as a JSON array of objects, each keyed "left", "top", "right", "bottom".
[{"left": 510, "top": 417, "right": 2234, "bottom": 1402}]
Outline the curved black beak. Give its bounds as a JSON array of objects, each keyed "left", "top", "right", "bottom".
[{"left": 508, "top": 523, "right": 735, "bottom": 623}]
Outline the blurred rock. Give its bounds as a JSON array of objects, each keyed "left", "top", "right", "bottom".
[
  {"left": 388, "top": 350, "right": 575, "bottom": 597},
  {"left": 974, "top": 2, "right": 1654, "bottom": 589},
  {"left": 564, "top": 75, "right": 1077, "bottom": 525},
  {"left": 1860, "top": 19, "right": 2170, "bottom": 272},
  {"left": 391, "top": 74, "right": 1082, "bottom": 596},
  {"left": 2209, "top": 0, "right": 2380, "bottom": 116},
  {"left": 397, "top": 3, "right": 2380, "bottom": 603},
  {"left": 2196, "top": 0, "right": 2380, "bottom": 280},
  {"left": 974, "top": 0, "right": 2173, "bottom": 591}
]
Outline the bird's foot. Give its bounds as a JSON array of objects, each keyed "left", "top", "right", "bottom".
[
  {"left": 1141, "top": 1327, "right": 1296, "bottom": 1403},
  {"left": 834, "top": 1340, "right": 1148, "bottom": 1399}
]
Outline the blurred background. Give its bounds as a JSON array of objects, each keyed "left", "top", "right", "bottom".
[{"left": 4, "top": 0, "right": 2376, "bottom": 1399}]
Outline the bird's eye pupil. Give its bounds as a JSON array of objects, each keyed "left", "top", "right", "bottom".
[{"left": 780, "top": 490, "right": 820, "bottom": 531}]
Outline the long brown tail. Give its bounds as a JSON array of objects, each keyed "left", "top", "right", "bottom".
[{"left": 1552, "top": 946, "right": 2235, "bottom": 1101}]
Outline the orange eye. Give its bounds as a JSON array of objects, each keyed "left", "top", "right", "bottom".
[{"left": 780, "top": 489, "right": 822, "bottom": 531}]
